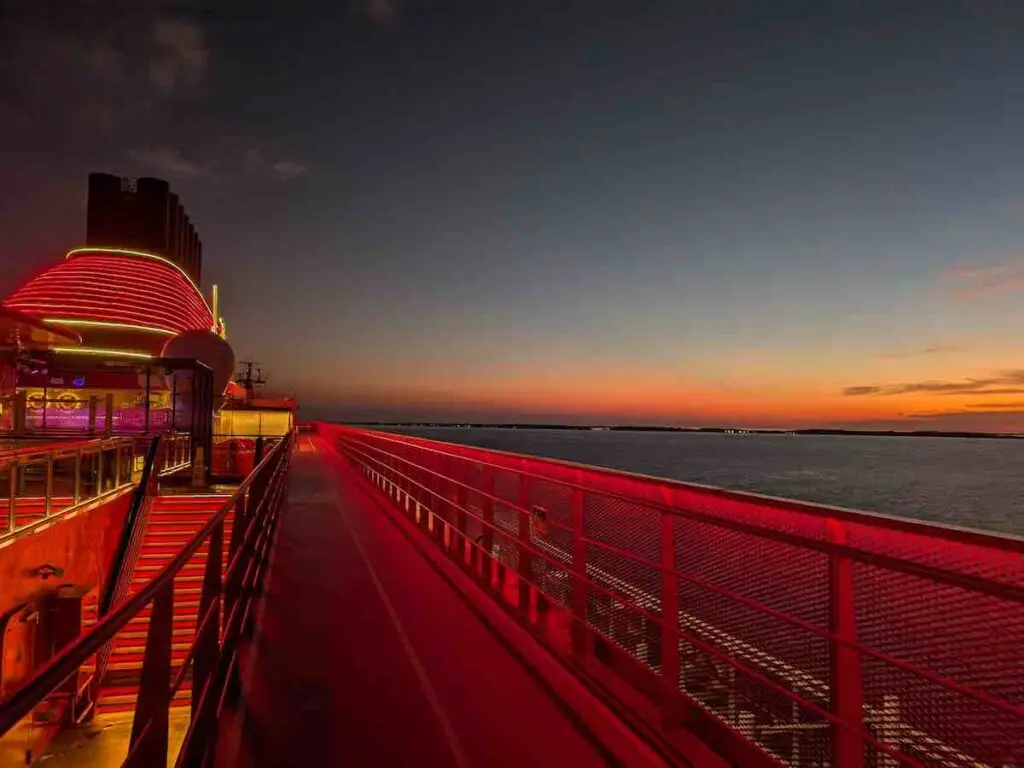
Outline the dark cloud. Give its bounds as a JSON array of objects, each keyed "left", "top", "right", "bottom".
[
  {"left": 352, "top": 0, "right": 399, "bottom": 26},
  {"left": 843, "top": 370, "right": 1024, "bottom": 397},
  {"left": 126, "top": 147, "right": 208, "bottom": 178},
  {"left": 0, "top": 1, "right": 208, "bottom": 133},
  {"left": 269, "top": 160, "right": 309, "bottom": 181},
  {"left": 149, "top": 19, "right": 208, "bottom": 92}
]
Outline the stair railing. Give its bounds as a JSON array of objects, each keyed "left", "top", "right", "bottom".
[
  {"left": 0, "top": 431, "right": 293, "bottom": 766},
  {"left": 89, "top": 435, "right": 162, "bottom": 710}
]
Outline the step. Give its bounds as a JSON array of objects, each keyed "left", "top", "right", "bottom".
[
  {"left": 155, "top": 495, "right": 229, "bottom": 504},
  {"left": 138, "top": 550, "right": 212, "bottom": 560},
  {"left": 111, "top": 640, "right": 192, "bottom": 654},
  {"left": 145, "top": 527, "right": 231, "bottom": 538},
  {"left": 145, "top": 519, "right": 233, "bottom": 529},
  {"left": 130, "top": 601, "right": 200, "bottom": 620},
  {"left": 127, "top": 583, "right": 206, "bottom": 600},
  {"left": 118, "top": 626, "right": 196, "bottom": 641},
  {"left": 136, "top": 562, "right": 206, "bottom": 574},
  {"left": 107, "top": 654, "right": 191, "bottom": 671},
  {"left": 124, "top": 615, "right": 198, "bottom": 633},
  {"left": 97, "top": 686, "right": 191, "bottom": 714},
  {"left": 124, "top": 610, "right": 201, "bottom": 628},
  {"left": 131, "top": 572, "right": 205, "bottom": 586}
]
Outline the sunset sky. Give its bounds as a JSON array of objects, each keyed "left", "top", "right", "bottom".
[{"left": 4, "top": 1, "right": 1024, "bottom": 430}]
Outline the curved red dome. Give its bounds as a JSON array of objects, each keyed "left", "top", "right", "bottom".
[{"left": 3, "top": 248, "right": 213, "bottom": 335}]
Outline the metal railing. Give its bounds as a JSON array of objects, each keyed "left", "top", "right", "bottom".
[
  {"left": 93, "top": 436, "right": 163, "bottom": 708},
  {"left": 210, "top": 434, "right": 286, "bottom": 479},
  {"left": 0, "top": 431, "right": 294, "bottom": 766},
  {"left": 154, "top": 432, "right": 191, "bottom": 476},
  {"left": 1, "top": 437, "right": 137, "bottom": 542},
  {"left": 326, "top": 425, "right": 1024, "bottom": 768}
]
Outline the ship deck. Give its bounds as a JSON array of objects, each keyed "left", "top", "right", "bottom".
[
  {"left": 3, "top": 426, "right": 1019, "bottom": 766},
  {"left": 234, "top": 434, "right": 670, "bottom": 766},
  {"left": 26, "top": 433, "right": 672, "bottom": 767}
]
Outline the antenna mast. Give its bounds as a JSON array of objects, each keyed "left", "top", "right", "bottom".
[{"left": 236, "top": 359, "right": 267, "bottom": 400}]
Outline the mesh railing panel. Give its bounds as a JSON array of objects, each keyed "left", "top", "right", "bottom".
[{"left": 331, "top": 426, "right": 1024, "bottom": 768}]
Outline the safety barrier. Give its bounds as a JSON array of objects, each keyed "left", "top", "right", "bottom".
[
  {"left": 211, "top": 434, "right": 286, "bottom": 479},
  {"left": 0, "top": 432, "right": 293, "bottom": 766},
  {"left": 1, "top": 437, "right": 136, "bottom": 542},
  {"left": 327, "top": 425, "right": 1024, "bottom": 768},
  {"left": 155, "top": 432, "right": 192, "bottom": 476},
  {"left": 93, "top": 436, "right": 163, "bottom": 703}
]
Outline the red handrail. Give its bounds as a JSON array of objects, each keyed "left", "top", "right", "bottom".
[
  {"left": 351, "top": 427, "right": 1024, "bottom": 551},
  {"left": 0, "top": 431, "right": 293, "bottom": 766},
  {"left": 326, "top": 424, "right": 1024, "bottom": 768}
]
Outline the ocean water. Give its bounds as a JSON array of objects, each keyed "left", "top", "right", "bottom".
[{"left": 392, "top": 428, "right": 1024, "bottom": 536}]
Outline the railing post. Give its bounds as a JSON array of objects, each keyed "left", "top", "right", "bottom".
[
  {"left": 828, "top": 519, "right": 863, "bottom": 768},
  {"left": 482, "top": 467, "right": 495, "bottom": 580},
  {"left": 7, "top": 462, "right": 16, "bottom": 534},
  {"left": 455, "top": 480, "right": 468, "bottom": 564},
  {"left": 74, "top": 449, "right": 82, "bottom": 504},
  {"left": 127, "top": 581, "right": 173, "bottom": 766},
  {"left": 226, "top": 494, "right": 247, "bottom": 616},
  {"left": 571, "top": 485, "right": 587, "bottom": 655},
  {"left": 44, "top": 455, "right": 54, "bottom": 518},
  {"left": 193, "top": 520, "right": 223, "bottom": 716},
  {"left": 103, "top": 393, "right": 113, "bottom": 437},
  {"left": 96, "top": 447, "right": 105, "bottom": 494},
  {"left": 13, "top": 390, "right": 26, "bottom": 436},
  {"left": 660, "top": 506, "right": 680, "bottom": 724},
  {"left": 517, "top": 473, "right": 532, "bottom": 617}
]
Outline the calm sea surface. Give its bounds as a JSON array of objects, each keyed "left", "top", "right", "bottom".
[{"left": 392, "top": 428, "right": 1024, "bottom": 536}]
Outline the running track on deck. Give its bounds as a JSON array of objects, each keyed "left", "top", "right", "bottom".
[{"left": 238, "top": 435, "right": 662, "bottom": 767}]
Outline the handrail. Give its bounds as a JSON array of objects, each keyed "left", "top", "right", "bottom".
[
  {"left": 2, "top": 436, "right": 137, "bottom": 541},
  {"left": 92, "top": 435, "right": 162, "bottom": 702},
  {"left": 340, "top": 433, "right": 1022, "bottom": 713},
  {"left": 355, "top": 428, "right": 1024, "bottom": 551},
  {"left": 101, "top": 436, "right": 160, "bottom": 618},
  {"left": 0, "top": 431, "right": 294, "bottom": 765},
  {"left": 328, "top": 425, "right": 1024, "bottom": 768},
  {"left": 339, "top": 430, "right": 1024, "bottom": 599},
  {"left": 0, "top": 436, "right": 132, "bottom": 466}
]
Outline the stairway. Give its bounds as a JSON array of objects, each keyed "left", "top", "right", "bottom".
[{"left": 97, "top": 494, "right": 231, "bottom": 714}]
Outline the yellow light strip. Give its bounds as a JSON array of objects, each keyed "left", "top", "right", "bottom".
[
  {"left": 42, "top": 318, "right": 177, "bottom": 336},
  {"left": 65, "top": 247, "right": 213, "bottom": 315},
  {"left": 52, "top": 346, "right": 153, "bottom": 360}
]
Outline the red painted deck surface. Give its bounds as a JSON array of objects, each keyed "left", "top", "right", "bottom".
[{"left": 238, "top": 435, "right": 663, "bottom": 767}]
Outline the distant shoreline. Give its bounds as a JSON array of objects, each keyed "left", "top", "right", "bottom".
[{"left": 340, "top": 422, "right": 1024, "bottom": 441}]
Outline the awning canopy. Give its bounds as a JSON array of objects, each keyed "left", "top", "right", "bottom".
[{"left": 0, "top": 305, "right": 81, "bottom": 349}]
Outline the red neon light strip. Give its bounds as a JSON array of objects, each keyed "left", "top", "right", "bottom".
[
  {"left": 51, "top": 261, "right": 206, "bottom": 296},
  {"left": 12, "top": 279, "right": 207, "bottom": 310},
  {"left": 21, "top": 265, "right": 209, "bottom": 307},
  {"left": 12, "top": 281, "right": 211, "bottom": 318},
  {"left": 65, "top": 247, "right": 210, "bottom": 310},
  {"left": 10, "top": 293, "right": 209, "bottom": 325},
  {"left": 11, "top": 255, "right": 211, "bottom": 312},
  {"left": 8, "top": 308, "right": 207, "bottom": 334},
  {"left": 7, "top": 255, "right": 214, "bottom": 331},
  {"left": 7, "top": 304, "right": 206, "bottom": 332},
  {"left": 12, "top": 280, "right": 209, "bottom": 317}
]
